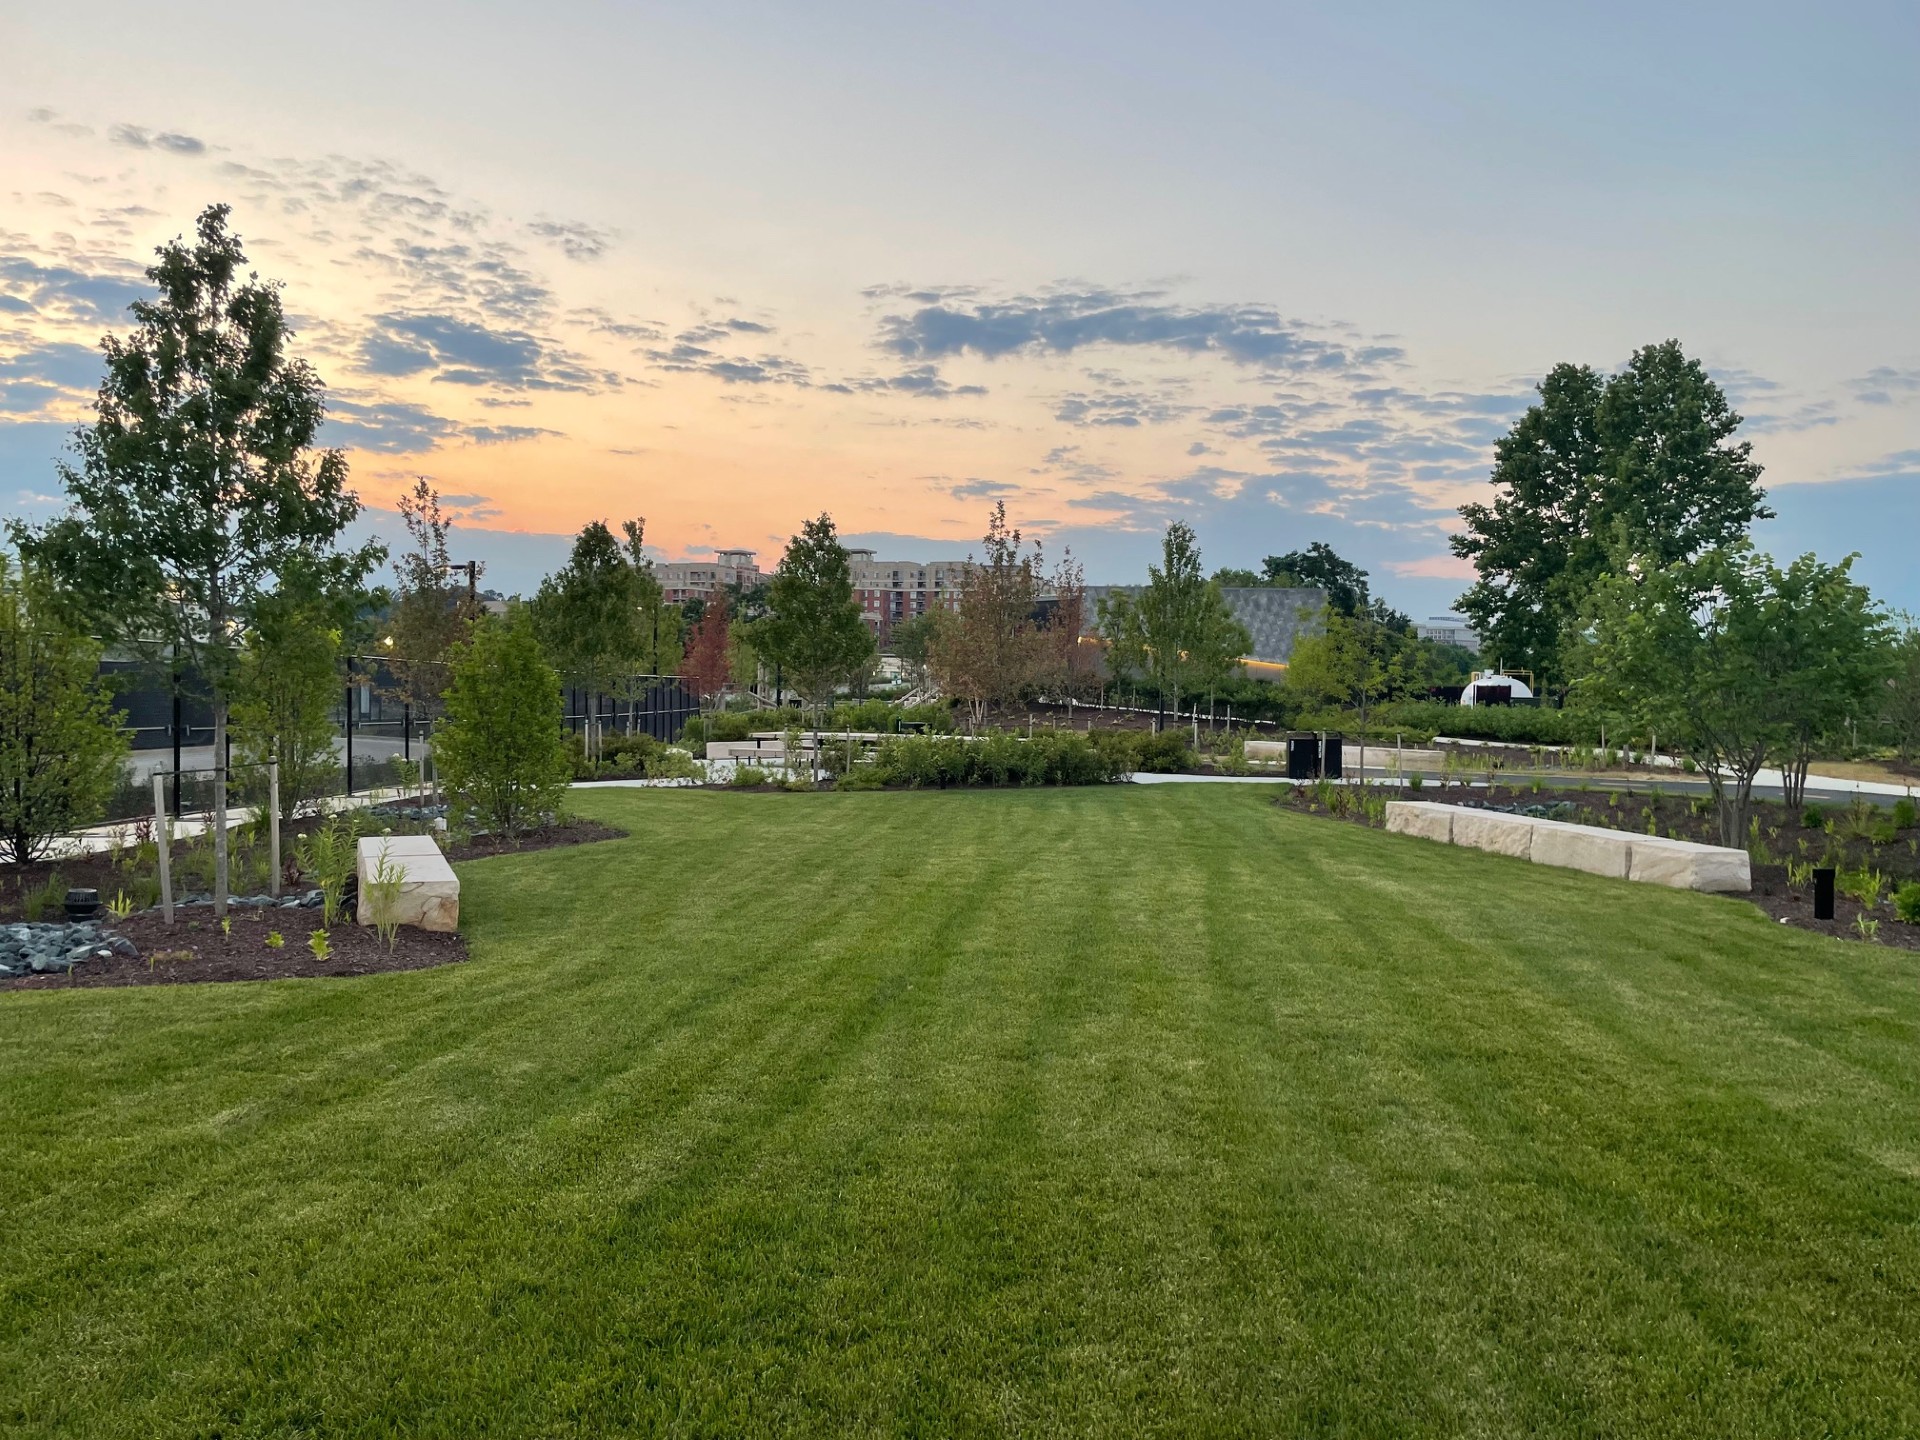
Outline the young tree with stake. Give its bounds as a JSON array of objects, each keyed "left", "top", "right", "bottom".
[{"left": 15, "top": 205, "right": 382, "bottom": 916}]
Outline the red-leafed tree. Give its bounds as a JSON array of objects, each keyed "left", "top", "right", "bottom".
[{"left": 680, "top": 601, "right": 732, "bottom": 698}]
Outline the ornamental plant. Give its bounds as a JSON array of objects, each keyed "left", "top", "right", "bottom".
[{"left": 434, "top": 614, "right": 572, "bottom": 836}]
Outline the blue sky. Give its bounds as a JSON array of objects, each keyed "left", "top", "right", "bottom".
[{"left": 1, "top": 2, "right": 1915, "bottom": 615}]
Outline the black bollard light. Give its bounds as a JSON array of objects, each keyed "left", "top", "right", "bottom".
[
  {"left": 1813, "top": 867, "right": 1836, "bottom": 921},
  {"left": 65, "top": 888, "right": 101, "bottom": 921}
]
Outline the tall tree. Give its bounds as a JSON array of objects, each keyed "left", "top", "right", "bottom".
[
  {"left": 1042, "top": 549, "right": 1099, "bottom": 702},
  {"left": 1453, "top": 341, "right": 1770, "bottom": 686},
  {"left": 928, "top": 502, "right": 1043, "bottom": 727},
  {"left": 530, "top": 519, "right": 663, "bottom": 754},
  {"left": 1579, "top": 544, "right": 1801, "bottom": 846},
  {"left": 1099, "top": 522, "right": 1251, "bottom": 728},
  {"left": 1764, "top": 554, "right": 1891, "bottom": 810},
  {"left": 380, "top": 479, "right": 479, "bottom": 732},
  {"left": 0, "top": 555, "right": 128, "bottom": 863},
  {"left": 14, "top": 204, "right": 381, "bottom": 914},
  {"left": 1879, "top": 618, "right": 1920, "bottom": 769},
  {"left": 756, "top": 513, "right": 875, "bottom": 716},
  {"left": 680, "top": 597, "right": 733, "bottom": 700},
  {"left": 1286, "top": 607, "right": 1416, "bottom": 780}
]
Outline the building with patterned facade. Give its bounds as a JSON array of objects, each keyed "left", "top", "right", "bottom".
[
  {"left": 845, "top": 549, "right": 972, "bottom": 639},
  {"left": 655, "top": 549, "right": 762, "bottom": 605}
]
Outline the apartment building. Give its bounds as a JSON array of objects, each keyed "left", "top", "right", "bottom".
[
  {"left": 846, "top": 549, "right": 971, "bottom": 638},
  {"left": 655, "top": 548, "right": 762, "bottom": 604}
]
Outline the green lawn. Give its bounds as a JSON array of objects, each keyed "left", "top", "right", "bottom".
[{"left": 4, "top": 786, "right": 1919, "bottom": 1437}]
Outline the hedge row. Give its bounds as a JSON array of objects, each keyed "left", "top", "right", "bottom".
[{"left": 841, "top": 727, "right": 1193, "bottom": 789}]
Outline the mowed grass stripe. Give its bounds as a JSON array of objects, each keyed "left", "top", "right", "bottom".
[{"left": 1, "top": 784, "right": 1917, "bottom": 1436}]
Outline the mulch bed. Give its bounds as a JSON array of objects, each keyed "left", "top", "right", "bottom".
[
  {"left": 1280, "top": 786, "right": 1920, "bottom": 952},
  {"left": 1747, "top": 864, "right": 1920, "bottom": 952},
  {"left": 2, "top": 817, "right": 628, "bottom": 990},
  {"left": 3, "top": 906, "right": 466, "bottom": 990},
  {"left": 440, "top": 818, "right": 626, "bottom": 861}
]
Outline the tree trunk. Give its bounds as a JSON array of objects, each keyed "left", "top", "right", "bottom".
[
  {"left": 1717, "top": 769, "right": 1758, "bottom": 850},
  {"left": 212, "top": 694, "right": 230, "bottom": 918},
  {"left": 1781, "top": 742, "right": 1812, "bottom": 813}
]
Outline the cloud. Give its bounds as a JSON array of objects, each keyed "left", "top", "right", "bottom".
[
  {"left": 644, "top": 336, "right": 815, "bottom": 387},
  {"left": 27, "top": 107, "right": 94, "bottom": 138},
  {"left": 465, "top": 424, "right": 559, "bottom": 445},
  {"left": 107, "top": 123, "right": 206, "bottom": 155},
  {"left": 359, "top": 311, "right": 620, "bottom": 392},
  {"left": 0, "top": 253, "right": 146, "bottom": 324},
  {"left": 319, "top": 397, "right": 465, "bottom": 453},
  {"left": 876, "top": 285, "right": 1404, "bottom": 376},
  {"left": 830, "top": 364, "right": 987, "bottom": 399},
  {"left": 0, "top": 339, "right": 102, "bottom": 412},
  {"left": 1850, "top": 366, "right": 1920, "bottom": 406},
  {"left": 527, "top": 218, "right": 613, "bottom": 262},
  {"left": 1054, "top": 383, "right": 1191, "bottom": 427},
  {"left": 947, "top": 477, "right": 1022, "bottom": 500},
  {"left": 1386, "top": 554, "right": 1476, "bottom": 580}
]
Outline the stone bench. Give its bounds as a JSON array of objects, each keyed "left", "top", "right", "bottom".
[
  {"left": 1383, "top": 801, "right": 1749, "bottom": 892},
  {"left": 356, "top": 835, "right": 460, "bottom": 932}
]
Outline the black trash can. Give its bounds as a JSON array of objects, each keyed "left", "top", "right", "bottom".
[
  {"left": 1322, "top": 736, "right": 1344, "bottom": 779},
  {"left": 1287, "top": 735, "right": 1318, "bottom": 779}
]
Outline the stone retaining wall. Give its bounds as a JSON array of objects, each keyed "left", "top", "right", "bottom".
[{"left": 1384, "top": 801, "right": 1750, "bottom": 892}]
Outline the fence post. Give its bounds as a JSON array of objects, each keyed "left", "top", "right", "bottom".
[
  {"left": 170, "top": 685, "right": 182, "bottom": 818},
  {"left": 344, "top": 667, "right": 355, "bottom": 796},
  {"left": 268, "top": 760, "right": 281, "bottom": 899},
  {"left": 153, "top": 772, "right": 173, "bottom": 927}
]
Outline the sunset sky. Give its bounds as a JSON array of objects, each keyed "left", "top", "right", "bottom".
[{"left": 3, "top": 2, "right": 1916, "bottom": 618}]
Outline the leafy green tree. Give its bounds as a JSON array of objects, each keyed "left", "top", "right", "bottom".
[
  {"left": 0, "top": 555, "right": 128, "bottom": 862},
  {"left": 1763, "top": 554, "right": 1891, "bottom": 810},
  {"left": 929, "top": 502, "right": 1044, "bottom": 727},
  {"left": 232, "top": 571, "right": 349, "bottom": 821},
  {"left": 531, "top": 518, "right": 674, "bottom": 754},
  {"left": 1219, "top": 543, "right": 1409, "bottom": 629},
  {"left": 435, "top": 614, "right": 571, "bottom": 836},
  {"left": 13, "top": 205, "right": 381, "bottom": 913},
  {"left": 1579, "top": 545, "right": 1799, "bottom": 846},
  {"left": 379, "top": 479, "right": 479, "bottom": 730},
  {"left": 887, "top": 609, "right": 944, "bottom": 690},
  {"left": 1286, "top": 607, "right": 1415, "bottom": 777},
  {"left": 756, "top": 513, "right": 875, "bottom": 716},
  {"left": 1881, "top": 618, "right": 1920, "bottom": 768},
  {"left": 1453, "top": 341, "right": 1770, "bottom": 687},
  {"left": 1099, "top": 522, "right": 1251, "bottom": 727}
]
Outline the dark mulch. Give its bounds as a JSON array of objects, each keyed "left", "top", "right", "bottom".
[
  {"left": 3, "top": 906, "right": 466, "bottom": 991},
  {"left": 1, "top": 816, "right": 628, "bottom": 923},
  {"left": 1747, "top": 864, "right": 1920, "bottom": 952},
  {"left": 440, "top": 817, "right": 627, "bottom": 861}
]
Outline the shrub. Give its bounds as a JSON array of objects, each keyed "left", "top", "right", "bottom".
[
  {"left": 705, "top": 711, "right": 758, "bottom": 743},
  {"left": 677, "top": 716, "right": 706, "bottom": 748},
  {"left": 731, "top": 764, "right": 772, "bottom": 787},
  {"left": 858, "top": 729, "right": 1128, "bottom": 788},
  {"left": 1895, "top": 883, "right": 1920, "bottom": 925},
  {"left": 643, "top": 748, "right": 702, "bottom": 781},
  {"left": 1801, "top": 804, "right": 1827, "bottom": 832},
  {"left": 1126, "top": 729, "right": 1193, "bottom": 774},
  {"left": 1895, "top": 797, "right": 1918, "bottom": 831},
  {"left": 435, "top": 615, "right": 572, "bottom": 837}
]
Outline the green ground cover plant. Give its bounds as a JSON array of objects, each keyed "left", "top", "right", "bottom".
[{"left": 5, "top": 786, "right": 1920, "bottom": 1436}]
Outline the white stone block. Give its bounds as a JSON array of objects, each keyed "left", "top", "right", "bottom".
[
  {"left": 1626, "top": 835, "right": 1751, "bottom": 893},
  {"left": 1448, "top": 808, "right": 1536, "bottom": 859},
  {"left": 356, "top": 834, "right": 460, "bottom": 933},
  {"left": 1384, "top": 800, "right": 1455, "bottom": 844},
  {"left": 1529, "top": 819, "right": 1630, "bottom": 880}
]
